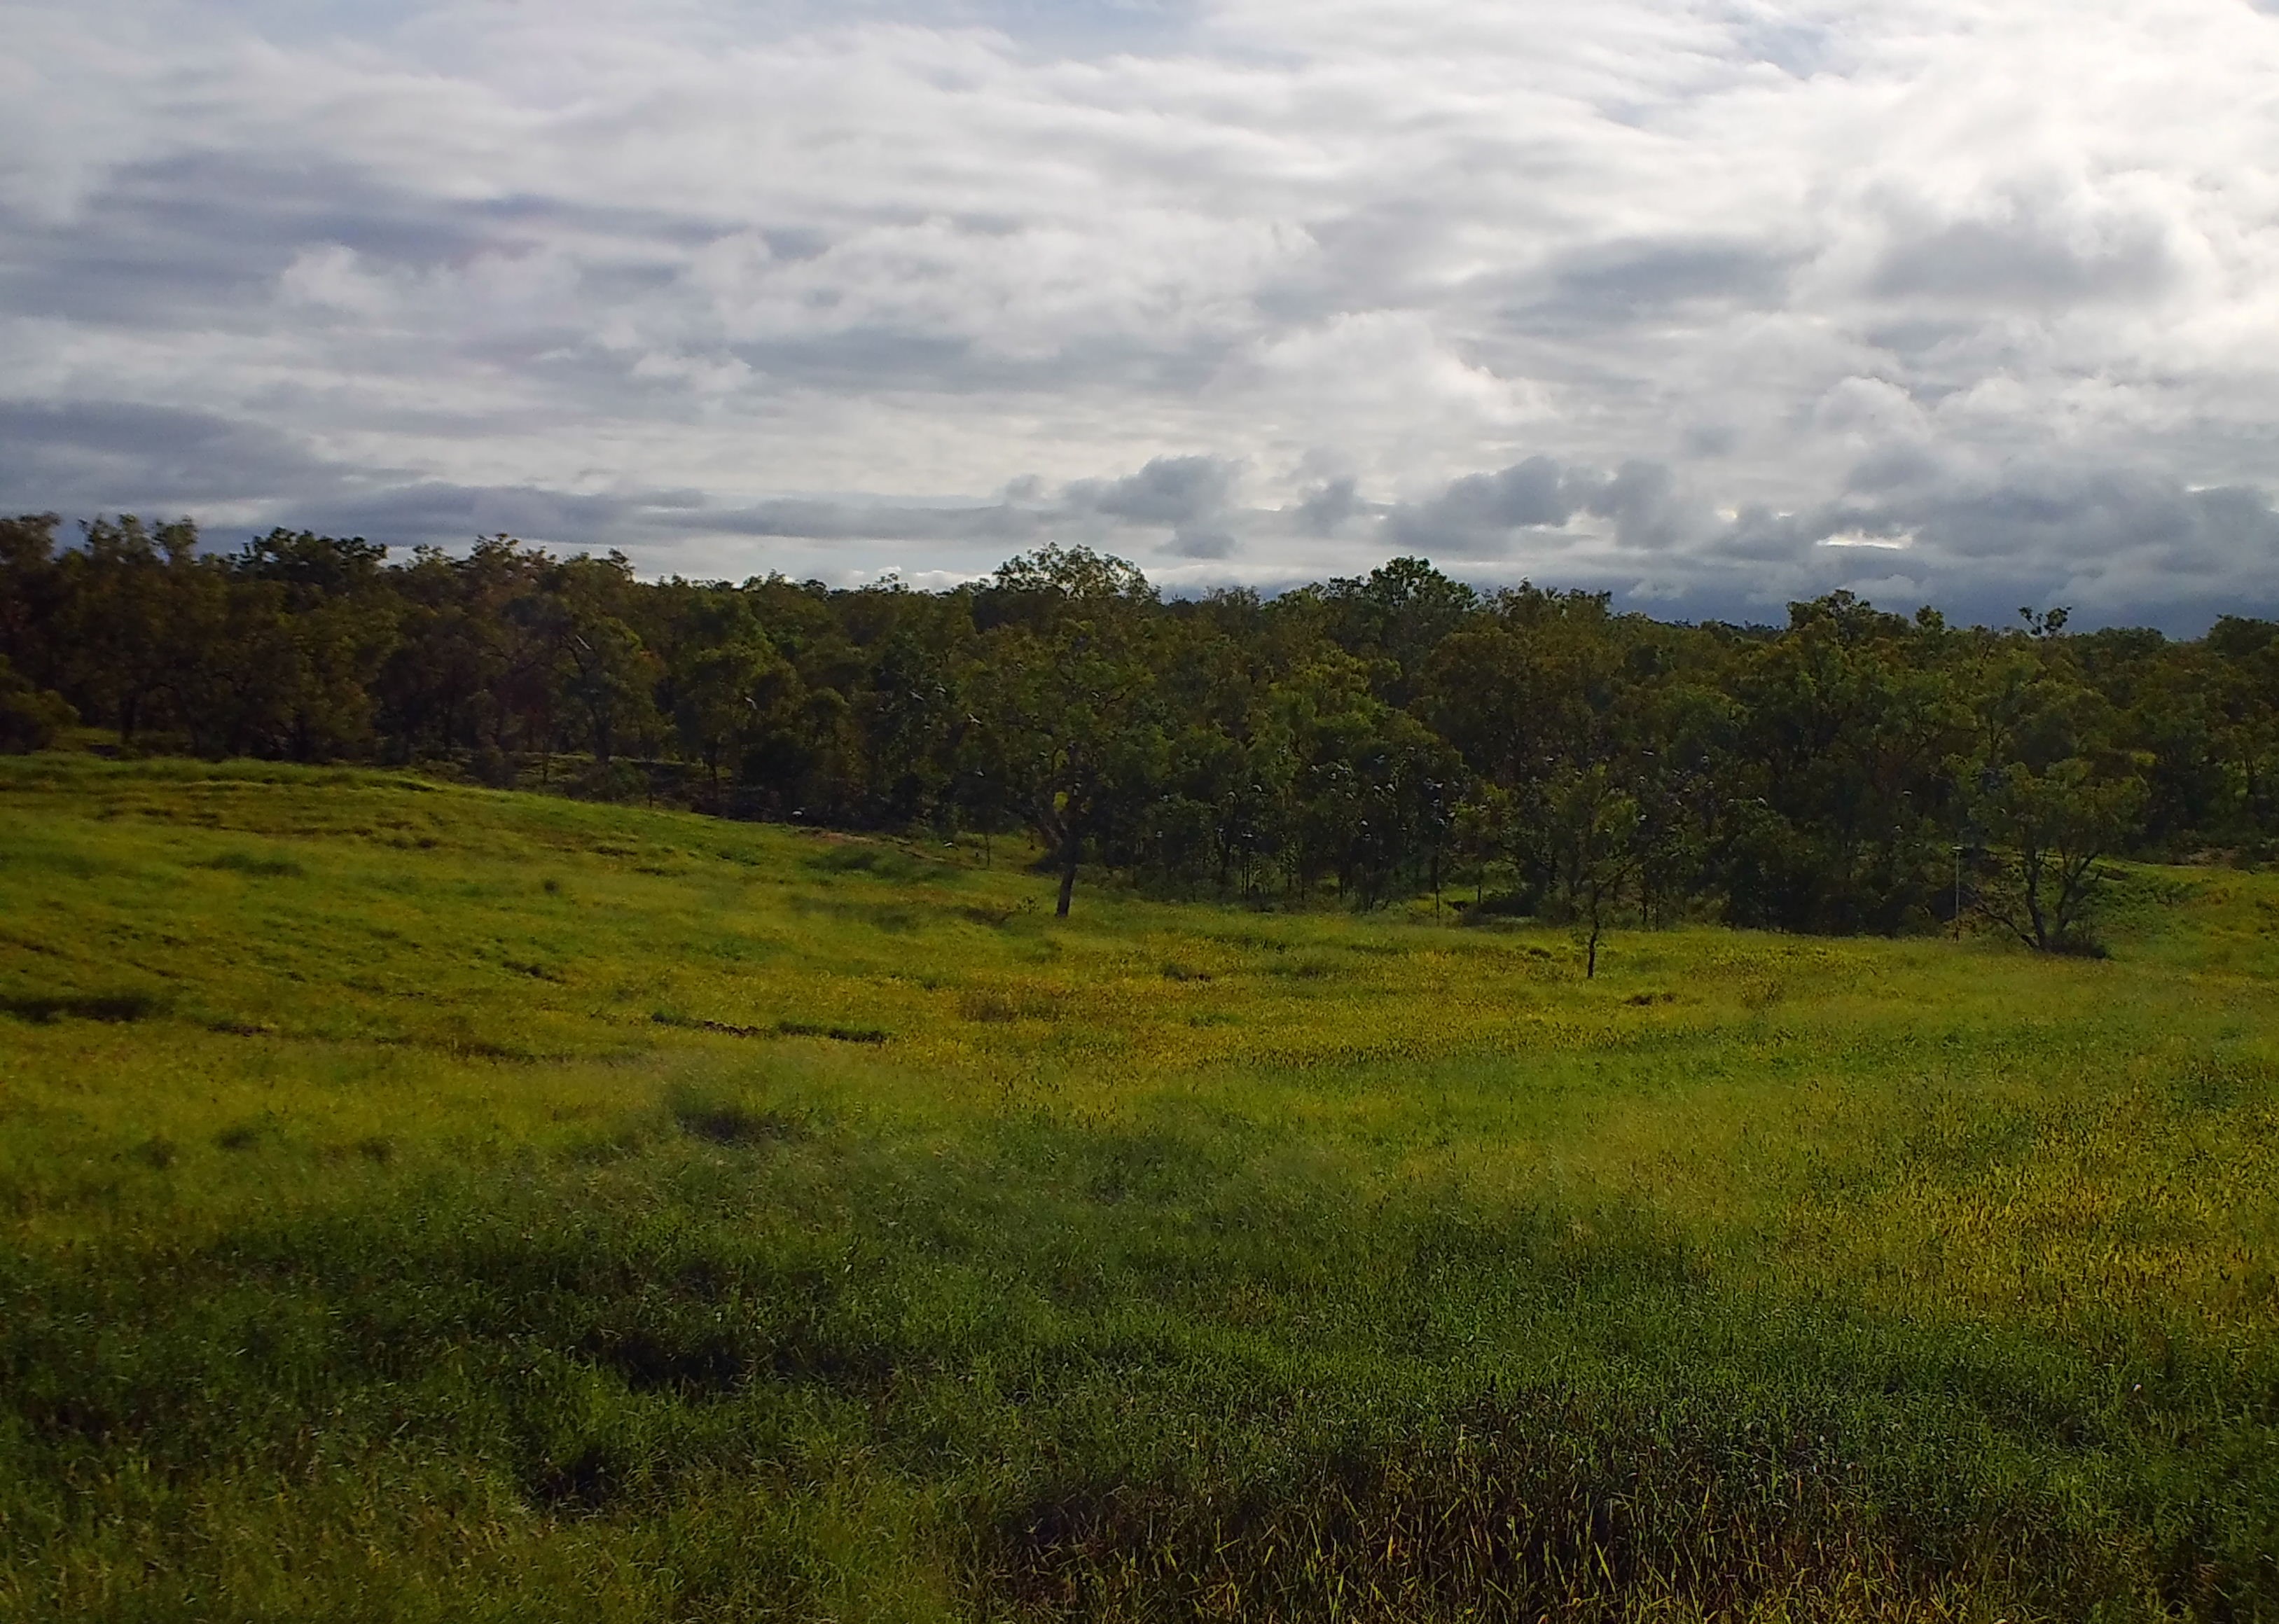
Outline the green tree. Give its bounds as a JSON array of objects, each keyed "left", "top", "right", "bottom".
[
  {"left": 1542, "top": 764, "right": 1642, "bottom": 978},
  {"left": 1965, "top": 758, "right": 2145, "bottom": 953},
  {"left": 550, "top": 553, "right": 662, "bottom": 769},
  {"left": 2205, "top": 617, "right": 2279, "bottom": 835},
  {"left": 1718, "top": 593, "right": 1968, "bottom": 933},
  {"left": 1263, "top": 650, "right": 1389, "bottom": 899},
  {"left": 1317, "top": 556, "right": 1480, "bottom": 703},
  {"left": 859, "top": 629, "right": 957, "bottom": 828},
  {"left": 673, "top": 637, "right": 788, "bottom": 797},
  {"left": 0, "top": 655, "right": 76, "bottom": 753},
  {"left": 961, "top": 548, "right": 1161, "bottom": 917},
  {"left": 61, "top": 515, "right": 202, "bottom": 744},
  {"left": 0, "top": 515, "right": 64, "bottom": 690}
]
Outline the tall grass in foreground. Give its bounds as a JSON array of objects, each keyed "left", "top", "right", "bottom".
[{"left": 0, "top": 756, "right": 2274, "bottom": 1620}]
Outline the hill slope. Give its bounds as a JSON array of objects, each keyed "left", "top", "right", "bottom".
[{"left": 1, "top": 758, "right": 2274, "bottom": 1620}]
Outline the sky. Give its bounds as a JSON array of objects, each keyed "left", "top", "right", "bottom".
[{"left": 6, "top": 0, "right": 2279, "bottom": 628}]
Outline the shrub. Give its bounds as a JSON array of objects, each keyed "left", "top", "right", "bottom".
[{"left": 0, "top": 655, "right": 76, "bottom": 753}]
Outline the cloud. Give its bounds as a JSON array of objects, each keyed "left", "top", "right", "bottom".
[
  {"left": 1866, "top": 195, "right": 2175, "bottom": 309},
  {"left": 1293, "top": 475, "right": 1359, "bottom": 536},
  {"left": 1384, "top": 456, "right": 1574, "bottom": 555},
  {"left": 8, "top": 392, "right": 2269, "bottom": 630},
  {"left": 1, "top": 0, "right": 2278, "bottom": 628},
  {"left": 1634, "top": 462, "right": 2279, "bottom": 629},
  {"left": 0, "top": 400, "right": 338, "bottom": 510},
  {"left": 1583, "top": 461, "right": 1704, "bottom": 554},
  {"left": 699, "top": 496, "right": 1044, "bottom": 546},
  {"left": 300, "top": 483, "right": 656, "bottom": 552},
  {"left": 1502, "top": 238, "right": 1796, "bottom": 332},
  {"left": 1064, "top": 453, "right": 1242, "bottom": 555},
  {"left": 1069, "top": 454, "right": 1236, "bottom": 529},
  {"left": 1166, "top": 527, "right": 1236, "bottom": 560}
]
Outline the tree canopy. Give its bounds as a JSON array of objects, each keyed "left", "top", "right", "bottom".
[{"left": 5, "top": 512, "right": 2267, "bottom": 937}]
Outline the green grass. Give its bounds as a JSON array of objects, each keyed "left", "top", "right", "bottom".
[{"left": 1, "top": 755, "right": 2275, "bottom": 1621}]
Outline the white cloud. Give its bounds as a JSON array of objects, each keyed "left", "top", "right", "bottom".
[
  {"left": 4, "top": 0, "right": 2279, "bottom": 626},
  {"left": 277, "top": 244, "right": 396, "bottom": 317},
  {"left": 1819, "top": 530, "right": 1913, "bottom": 550}
]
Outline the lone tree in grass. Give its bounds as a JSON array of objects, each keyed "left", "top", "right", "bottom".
[
  {"left": 1544, "top": 764, "right": 1642, "bottom": 978},
  {"left": 1966, "top": 757, "right": 2146, "bottom": 954}
]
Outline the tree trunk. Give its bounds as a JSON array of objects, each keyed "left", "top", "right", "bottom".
[
  {"left": 1585, "top": 883, "right": 1602, "bottom": 978},
  {"left": 2023, "top": 850, "right": 2051, "bottom": 950},
  {"left": 1055, "top": 832, "right": 1079, "bottom": 918}
]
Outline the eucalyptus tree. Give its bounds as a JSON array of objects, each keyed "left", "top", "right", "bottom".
[{"left": 960, "top": 546, "right": 1164, "bottom": 917}]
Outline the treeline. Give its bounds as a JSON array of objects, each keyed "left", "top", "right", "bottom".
[{"left": 5, "top": 511, "right": 2277, "bottom": 945}]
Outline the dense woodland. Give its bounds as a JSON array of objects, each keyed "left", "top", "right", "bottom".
[{"left": 4, "top": 511, "right": 2276, "bottom": 948}]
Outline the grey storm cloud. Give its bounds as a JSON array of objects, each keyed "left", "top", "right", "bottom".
[
  {"left": 297, "top": 483, "right": 669, "bottom": 551},
  {"left": 1583, "top": 462, "right": 1698, "bottom": 554},
  {"left": 0, "top": 397, "right": 681, "bottom": 552},
  {"left": 1384, "top": 457, "right": 1575, "bottom": 555},
  {"left": 1068, "top": 455, "right": 1236, "bottom": 529},
  {"left": 1364, "top": 448, "right": 2279, "bottom": 634},
  {"left": 1381, "top": 455, "right": 1719, "bottom": 562},
  {"left": 1847, "top": 468, "right": 2279, "bottom": 592},
  {"left": 700, "top": 496, "right": 1046, "bottom": 546},
  {"left": 1623, "top": 466, "right": 2279, "bottom": 630},
  {"left": 0, "top": 401, "right": 329, "bottom": 507},
  {"left": 5, "top": 0, "right": 2279, "bottom": 627},
  {"left": 1294, "top": 476, "right": 1359, "bottom": 537},
  {"left": 1065, "top": 454, "right": 1242, "bottom": 558}
]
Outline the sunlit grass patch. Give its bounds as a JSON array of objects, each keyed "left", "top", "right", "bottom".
[{"left": 1, "top": 757, "right": 2275, "bottom": 1620}]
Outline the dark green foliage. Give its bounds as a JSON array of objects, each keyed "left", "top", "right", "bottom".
[
  {"left": 9, "top": 513, "right": 2275, "bottom": 937},
  {"left": 0, "top": 655, "right": 75, "bottom": 754}
]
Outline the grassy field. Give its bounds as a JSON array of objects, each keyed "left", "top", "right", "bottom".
[{"left": 1, "top": 756, "right": 2274, "bottom": 1622}]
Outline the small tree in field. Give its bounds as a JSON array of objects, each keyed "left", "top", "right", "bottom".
[
  {"left": 1544, "top": 765, "right": 1642, "bottom": 978},
  {"left": 1967, "top": 757, "right": 2145, "bottom": 954}
]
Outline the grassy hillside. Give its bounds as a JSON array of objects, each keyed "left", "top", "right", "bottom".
[{"left": 1, "top": 757, "right": 2274, "bottom": 1621}]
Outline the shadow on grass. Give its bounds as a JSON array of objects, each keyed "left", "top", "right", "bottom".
[
  {"left": 667, "top": 1081, "right": 815, "bottom": 1146},
  {"left": 0, "top": 990, "right": 167, "bottom": 1024}
]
